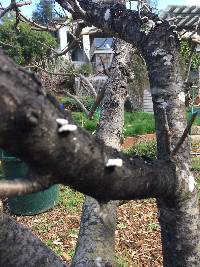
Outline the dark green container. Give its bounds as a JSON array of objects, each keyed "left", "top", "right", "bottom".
[{"left": 0, "top": 150, "right": 59, "bottom": 215}]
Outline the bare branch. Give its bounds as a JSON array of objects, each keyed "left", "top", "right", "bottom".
[
  {"left": 0, "top": 176, "right": 57, "bottom": 198},
  {"left": 99, "top": 56, "right": 109, "bottom": 76},
  {"left": 171, "top": 112, "right": 198, "bottom": 156},
  {"left": 19, "top": 13, "right": 64, "bottom": 32},
  {"left": 88, "top": 86, "right": 106, "bottom": 119},
  {"left": 0, "top": 0, "right": 31, "bottom": 19},
  {"left": 57, "top": 22, "right": 85, "bottom": 56},
  {"left": 77, "top": 74, "right": 97, "bottom": 98},
  {"left": 0, "top": 41, "right": 14, "bottom": 48},
  {"left": 25, "top": 65, "right": 72, "bottom": 77},
  {"left": 66, "top": 91, "right": 90, "bottom": 116}
]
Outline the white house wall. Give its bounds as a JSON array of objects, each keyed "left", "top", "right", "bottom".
[
  {"left": 82, "top": 34, "right": 90, "bottom": 61},
  {"left": 58, "top": 26, "right": 68, "bottom": 52}
]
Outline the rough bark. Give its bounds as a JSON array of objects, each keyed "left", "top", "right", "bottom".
[
  {"left": 0, "top": 0, "right": 199, "bottom": 265},
  {"left": 0, "top": 214, "right": 67, "bottom": 267},
  {"left": 55, "top": 1, "right": 200, "bottom": 266},
  {"left": 0, "top": 49, "right": 176, "bottom": 201},
  {"left": 143, "top": 27, "right": 200, "bottom": 266},
  {"left": 72, "top": 38, "right": 133, "bottom": 267}
]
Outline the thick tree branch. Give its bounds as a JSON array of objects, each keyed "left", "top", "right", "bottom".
[
  {"left": 0, "top": 214, "right": 67, "bottom": 267},
  {"left": 56, "top": 0, "right": 163, "bottom": 49},
  {"left": 0, "top": 50, "right": 176, "bottom": 201}
]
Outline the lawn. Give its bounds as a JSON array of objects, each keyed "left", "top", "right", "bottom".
[
  {"left": 72, "top": 111, "right": 155, "bottom": 136},
  {"left": 72, "top": 111, "right": 200, "bottom": 137}
]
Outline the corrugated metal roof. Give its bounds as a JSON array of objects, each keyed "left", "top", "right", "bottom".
[{"left": 161, "top": 5, "right": 200, "bottom": 31}]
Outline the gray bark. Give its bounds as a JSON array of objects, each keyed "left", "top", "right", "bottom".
[
  {"left": 0, "top": 0, "right": 199, "bottom": 265},
  {"left": 0, "top": 49, "right": 175, "bottom": 201},
  {"left": 72, "top": 36, "right": 134, "bottom": 266},
  {"left": 144, "top": 33, "right": 200, "bottom": 266},
  {"left": 55, "top": 1, "right": 200, "bottom": 266}
]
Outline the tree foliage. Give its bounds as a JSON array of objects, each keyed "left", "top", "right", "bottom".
[
  {"left": 180, "top": 40, "right": 200, "bottom": 71},
  {"left": 32, "top": 0, "right": 56, "bottom": 25},
  {"left": 0, "top": 16, "right": 58, "bottom": 65}
]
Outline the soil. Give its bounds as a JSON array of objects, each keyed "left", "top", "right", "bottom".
[{"left": 122, "top": 134, "right": 155, "bottom": 150}]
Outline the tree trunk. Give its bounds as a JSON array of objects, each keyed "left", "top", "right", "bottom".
[
  {"left": 72, "top": 39, "right": 133, "bottom": 267},
  {"left": 143, "top": 30, "right": 200, "bottom": 266}
]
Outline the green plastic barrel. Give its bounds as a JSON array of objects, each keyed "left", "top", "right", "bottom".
[{"left": 0, "top": 150, "right": 59, "bottom": 215}]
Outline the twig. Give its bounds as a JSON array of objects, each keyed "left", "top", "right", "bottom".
[
  {"left": 25, "top": 65, "right": 72, "bottom": 77},
  {"left": 0, "top": 176, "right": 56, "bottom": 197},
  {"left": 66, "top": 91, "right": 89, "bottom": 116},
  {"left": 0, "top": 0, "right": 31, "bottom": 19},
  {"left": 19, "top": 13, "right": 64, "bottom": 32},
  {"left": 74, "top": 0, "right": 86, "bottom": 16},
  {"left": 57, "top": 22, "right": 85, "bottom": 56},
  {"left": 99, "top": 56, "right": 109, "bottom": 76},
  {"left": 163, "top": 107, "right": 171, "bottom": 155},
  {"left": 88, "top": 86, "right": 106, "bottom": 119},
  {"left": 77, "top": 74, "right": 97, "bottom": 98},
  {"left": 171, "top": 111, "right": 198, "bottom": 156},
  {"left": 0, "top": 41, "right": 14, "bottom": 48}
]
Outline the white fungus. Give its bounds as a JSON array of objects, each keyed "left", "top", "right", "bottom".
[
  {"left": 56, "top": 118, "right": 77, "bottom": 133},
  {"left": 56, "top": 118, "right": 69, "bottom": 126},
  {"left": 189, "top": 175, "right": 195, "bottom": 192},
  {"left": 58, "top": 124, "right": 77, "bottom": 133},
  {"left": 178, "top": 92, "right": 185, "bottom": 103},
  {"left": 106, "top": 158, "right": 123, "bottom": 167}
]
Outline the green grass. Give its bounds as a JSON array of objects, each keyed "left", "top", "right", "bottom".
[
  {"left": 72, "top": 111, "right": 155, "bottom": 136},
  {"left": 58, "top": 186, "right": 84, "bottom": 212},
  {"left": 124, "top": 112, "right": 155, "bottom": 136},
  {"left": 72, "top": 111, "right": 200, "bottom": 137},
  {"left": 124, "top": 140, "right": 157, "bottom": 159},
  {"left": 72, "top": 112, "right": 98, "bottom": 133},
  {"left": 192, "top": 157, "right": 200, "bottom": 171},
  {"left": 186, "top": 111, "right": 200, "bottom": 126}
]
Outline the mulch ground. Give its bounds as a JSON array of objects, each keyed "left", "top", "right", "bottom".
[
  {"left": 4, "top": 198, "right": 162, "bottom": 267},
  {"left": 3, "top": 135, "right": 199, "bottom": 267}
]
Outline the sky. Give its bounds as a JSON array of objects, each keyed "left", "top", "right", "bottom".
[{"left": 1, "top": 0, "right": 200, "bottom": 18}]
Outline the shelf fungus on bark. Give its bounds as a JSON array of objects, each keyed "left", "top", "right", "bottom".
[
  {"left": 189, "top": 175, "right": 195, "bottom": 192},
  {"left": 156, "top": 20, "right": 163, "bottom": 25},
  {"left": 58, "top": 124, "right": 77, "bottom": 133},
  {"left": 56, "top": 118, "right": 69, "bottom": 126},
  {"left": 56, "top": 118, "right": 77, "bottom": 133},
  {"left": 105, "top": 158, "right": 123, "bottom": 168}
]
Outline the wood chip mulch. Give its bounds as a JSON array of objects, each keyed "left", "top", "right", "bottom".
[{"left": 4, "top": 195, "right": 162, "bottom": 267}]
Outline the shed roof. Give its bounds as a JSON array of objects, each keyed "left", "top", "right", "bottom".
[{"left": 161, "top": 5, "right": 200, "bottom": 31}]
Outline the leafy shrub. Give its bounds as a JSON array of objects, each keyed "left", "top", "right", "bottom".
[
  {"left": 125, "top": 140, "right": 157, "bottom": 159},
  {"left": 79, "top": 63, "right": 93, "bottom": 76},
  {"left": 0, "top": 16, "right": 57, "bottom": 65}
]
